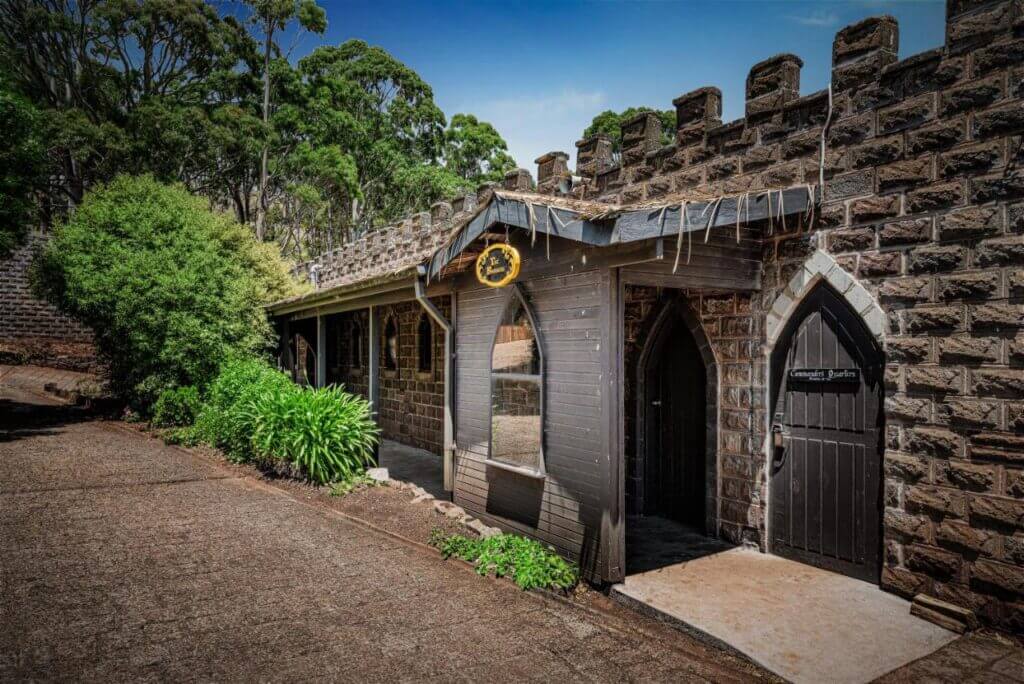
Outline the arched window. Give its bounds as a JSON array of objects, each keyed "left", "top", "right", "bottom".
[
  {"left": 417, "top": 313, "right": 433, "bottom": 373},
  {"left": 351, "top": 319, "right": 363, "bottom": 369},
  {"left": 383, "top": 315, "right": 398, "bottom": 370},
  {"left": 489, "top": 285, "right": 544, "bottom": 476}
]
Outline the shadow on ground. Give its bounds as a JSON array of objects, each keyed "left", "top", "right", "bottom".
[
  {"left": 0, "top": 398, "right": 95, "bottom": 443},
  {"left": 626, "top": 515, "right": 735, "bottom": 574}
]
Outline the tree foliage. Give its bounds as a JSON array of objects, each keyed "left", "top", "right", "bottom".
[
  {"left": 0, "top": 0, "right": 256, "bottom": 204},
  {"left": 32, "top": 175, "right": 302, "bottom": 406},
  {"left": 582, "top": 107, "right": 676, "bottom": 158},
  {"left": 0, "top": 78, "right": 48, "bottom": 256},
  {"left": 0, "top": 2, "right": 517, "bottom": 260},
  {"left": 444, "top": 113, "right": 516, "bottom": 183}
]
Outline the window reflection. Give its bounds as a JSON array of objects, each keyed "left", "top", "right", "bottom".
[
  {"left": 383, "top": 316, "right": 398, "bottom": 370},
  {"left": 490, "top": 294, "right": 542, "bottom": 472}
]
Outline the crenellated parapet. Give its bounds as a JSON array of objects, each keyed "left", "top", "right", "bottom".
[{"left": 561, "top": 0, "right": 1021, "bottom": 210}]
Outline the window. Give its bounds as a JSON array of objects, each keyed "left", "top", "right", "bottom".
[
  {"left": 383, "top": 315, "right": 398, "bottom": 370},
  {"left": 351, "top": 320, "right": 363, "bottom": 369},
  {"left": 417, "top": 313, "right": 433, "bottom": 373},
  {"left": 489, "top": 286, "right": 543, "bottom": 475}
]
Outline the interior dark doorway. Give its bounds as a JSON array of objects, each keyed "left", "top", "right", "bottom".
[
  {"left": 768, "top": 282, "right": 884, "bottom": 584},
  {"left": 627, "top": 296, "right": 722, "bottom": 574},
  {"left": 643, "top": 309, "right": 706, "bottom": 526}
]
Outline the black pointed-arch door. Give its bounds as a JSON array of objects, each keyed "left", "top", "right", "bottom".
[{"left": 770, "top": 283, "right": 884, "bottom": 583}]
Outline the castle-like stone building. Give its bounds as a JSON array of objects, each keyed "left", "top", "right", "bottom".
[{"left": 273, "top": 1, "right": 1024, "bottom": 632}]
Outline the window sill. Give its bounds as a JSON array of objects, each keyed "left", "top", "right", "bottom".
[{"left": 485, "top": 459, "right": 546, "bottom": 480}]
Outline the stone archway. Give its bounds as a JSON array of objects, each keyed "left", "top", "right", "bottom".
[
  {"left": 763, "top": 251, "right": 887, "bottom": 580},
  {"left": 766, "top": 249, "right": 887, "bottom": 350}
]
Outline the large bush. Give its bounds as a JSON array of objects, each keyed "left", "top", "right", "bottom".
[
  {"left": 249, "top": 385, "right": 378, "bottom": 485},
  {"left": 193, "top": 357, "right": 295, "bottom": 460},
  {"left": 33, "top": 175, "right": 303, "bottom": 407}
]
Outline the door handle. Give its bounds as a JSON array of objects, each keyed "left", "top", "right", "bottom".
[
  {"left": 772, "top": 423, "right": 785, "bottom": 448},
  {"left": 771, "top": 423, "right": 787, "bottom": 466},
  {"left": 651, "top": 400, "right": 662, "bottom": 406}
]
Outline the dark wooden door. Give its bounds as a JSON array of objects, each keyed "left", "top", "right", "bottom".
[
  {"left": 645, "top": 317, "right": 706, "bottom": 528},
  {"left": 770, "top": 285, "right": 883, "bottom": 583}
]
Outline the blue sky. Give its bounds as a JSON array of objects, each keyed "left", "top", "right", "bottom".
[{"left": 297, "top": 1, "right": 946, "bottom": 169}]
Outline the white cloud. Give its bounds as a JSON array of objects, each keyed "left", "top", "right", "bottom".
[
  {"left": 476, "top": 89, "right": 607, "bottom": 120},
  {"left": 788, "top": 9, "right": 840, "bottom": 27},
  {"left": 457, "top": 88, "right": 607, "bottom": 171}
]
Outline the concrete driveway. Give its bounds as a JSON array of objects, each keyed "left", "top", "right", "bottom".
[{"left": 0, "top": 381, "right": 768, "bottom": 682}]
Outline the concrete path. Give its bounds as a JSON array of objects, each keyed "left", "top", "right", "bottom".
[
  {"left": 0, "top": 383, "right": 768, "bottom": 682},
  {"left": 379, "top": 439, "right": 447, "bottom": 500},
  {"left": 613, "top": 547, "right": 959, "bottom": 683}
]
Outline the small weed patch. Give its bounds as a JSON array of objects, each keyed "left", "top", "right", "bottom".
[
  {"left": 429, "top": 529, "right": 578, "bottom": 592},
  {"left": 329, "top": 471, "right": 381, "bottom": 497}
]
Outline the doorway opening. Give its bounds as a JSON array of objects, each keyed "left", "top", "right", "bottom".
[
  {"left": 768, "top": 281, "right": 884, "bottom": 583},
  {"left": 626, "top": 295, "right": 724, "bottom": 574}
]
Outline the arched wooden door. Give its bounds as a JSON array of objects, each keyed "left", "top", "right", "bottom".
[
  {"left": 769, "top": 283, "right": 884, "bottom": 583},
  {"left": 641, "top": 305, "right": 707, "bottom": 529}
]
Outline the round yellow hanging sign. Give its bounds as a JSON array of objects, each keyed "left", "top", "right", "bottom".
[{"left": 475, "top": 243, "right": 521, "bottom": 288}]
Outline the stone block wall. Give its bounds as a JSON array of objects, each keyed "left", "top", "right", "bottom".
[
  {"left": 323, "top": 300, "right": 448, "bottom": 455},
  {"left": 0, "top": 231, "right": 96, "bottom": 371},
  {"left": 571, "top": 1, "right": 1024, "bottom": 630},
  {"left": 376, "top": 299, "right": 448, "bottom": 455}
]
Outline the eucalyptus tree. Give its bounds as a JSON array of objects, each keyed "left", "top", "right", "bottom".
[
  {"left": 0, "top": 77, "right": 48, "bottom": 255},
  {"left": 443, "top": 113, "right": 516, "bottom": 183},
  {"left": 295, "top": 39, "right": 450, "bottom": 232},
  {"left": 243, "top": 0, "right": 326, "bottom": 239},
  {"left": 0, "top": 0, "right": 255, "bottom": 206}
]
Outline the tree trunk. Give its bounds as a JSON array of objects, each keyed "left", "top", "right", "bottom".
[{"left": 255, "top": 21, "right": 273, "bottom": 241}]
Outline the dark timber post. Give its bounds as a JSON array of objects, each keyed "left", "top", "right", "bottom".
[
  {"left": 316, "top": 313, "right": 326, "bottom": 388},
  {"left": 367, "top": 304, "right": 380, "bottom": 463},
  {"left": 601, "top": 266, "right": 625, "bottom": 582}
]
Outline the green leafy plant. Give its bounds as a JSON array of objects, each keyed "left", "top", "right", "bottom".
[
  {"left": 162, "top": 425, "right": 201, "bottom": 447},
  {"left": 32, "top": 175, "right": 303, "bottom": 410},
  {"left": 193, "top": 357, "right": 295, "bottom": 461},
  {"left": 248, "top": 384, "right": 378, "bottom": 485},
  {"left": 329, "top": 471, "right": 381, "bottom": 496},
  {"left": 152, "top": 386, "right": 201, "bottom": 427},
  {"left": 429, "top": 530, "right": 579, "bottom": 592}
]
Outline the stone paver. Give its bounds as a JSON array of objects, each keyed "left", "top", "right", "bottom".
[
  {"left": 0, "top": 364, "right": 97, "bottom": 399},
  {"left": 0, "top": 384, "right": 769, "bottom": 682},
  {"left": 876, "top": 630, "right": 1024, "bottom": 683}
]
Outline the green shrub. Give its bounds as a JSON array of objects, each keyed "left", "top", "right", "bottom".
[
  {"left": 162, "top": 425, "right": 201, "bottom": 447},
  {"left": 31, "top": 175, "right": 304, "bottom": 408},
  {"left": 249, "top": 385, "right": 378, "bottom": 485},
  {"left": 193, "top": 357, "right": 294, "bottom": 461},
  {"left": 429, "top": 530, "right": 579, "bottom": 592},
  {"left": 152, "top": 386, "right": 200, "bottom": 427}
]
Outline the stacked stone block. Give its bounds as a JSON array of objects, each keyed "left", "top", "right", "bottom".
[
  {"left": 0, "top": 231, "right": 96, "bottom": 370},
  {"left": 287, "top": 0, "right": 1024, "bottom": 629},
  {"left": 376, "top": 300, "right": 449, "bottom": 455}
]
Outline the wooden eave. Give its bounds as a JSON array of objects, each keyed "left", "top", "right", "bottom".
[{"left": 427, "top": 185, "right": 818, "bottom": 279}]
